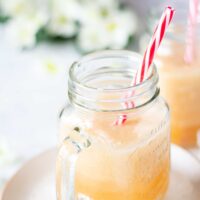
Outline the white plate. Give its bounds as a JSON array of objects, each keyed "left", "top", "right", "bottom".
[{"left": 2, "top": 145, "right": 200, "bottom": 200}]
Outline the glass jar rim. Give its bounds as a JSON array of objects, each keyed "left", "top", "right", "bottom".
[
  {"left": 68, "top": 50, "right": 159, "bottom": 112},
  {"left": 69, "top": 50, "right": 158, "bottom": 93}
]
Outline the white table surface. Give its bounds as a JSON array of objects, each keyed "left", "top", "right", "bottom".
[{"left": 0, "top": 25, "right": 81, "bottom": 184}]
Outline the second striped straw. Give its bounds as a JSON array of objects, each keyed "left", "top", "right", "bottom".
[{"left": 184, "top": 0, "right": 199, "bottom": 63}]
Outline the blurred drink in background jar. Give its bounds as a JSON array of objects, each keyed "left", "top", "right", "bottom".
[
  {"left": 56, "top": 51, "right": 170, "bottom": 200},
  {"left": 143, "top": 0, "right": 200, "bottom": 148}
]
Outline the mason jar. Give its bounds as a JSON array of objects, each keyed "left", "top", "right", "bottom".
[
  {"left": 56, "top": 50, "right": 170, "bottom": 200},
  {"left": 141, "top": 0, "right": 200, "bottom": 148}
]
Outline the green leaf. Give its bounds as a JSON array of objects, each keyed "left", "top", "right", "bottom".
[
  {"left": 36, "top": 27, "right": 49, "bottom": 42},
  {"left": 0, "top": 15, "right": 10, "bottom": 23}
]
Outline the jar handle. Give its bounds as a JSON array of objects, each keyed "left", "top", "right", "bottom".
[{"left": 56, "top": 128, "right": 91, "bottom": 200}]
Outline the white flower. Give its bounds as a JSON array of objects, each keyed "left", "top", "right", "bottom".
[
  {"left": 47, "top": 0, "right": 80, "bottom": 37},
  {"left": 79, "top": 2, "right": 118, "bottom": 26},
  {"left": 77, "top": 25, "right": 109, "bottom": 52},
  {"left": 0, "top": 0, "right": 50, "bottom": 19},
  {"left": 54, "top": 0, "right": 81, "bottom": 21},
  {"left": 47, "top": 15, "right": 78, "bottom": 37},
  {"left": 78, "top": 4, "right": 106, "bottom": 25},
  {"left": 0, "top": 0, "right": 33, "bottom": 17},
  {"left": 81, "top": 0, "right": 119, "bottom": 9},
  {"left": 77, "top": 9, "right": 137, "bottom": 52},
  {"left": 96, "top": 0, "right": 119, "bottom": 7},
  {"left": 1, "top": 0, "right": 137, "bottom": 51},
  {"left": 104, "top": 10, "right": 137, "bottom": 49},
  {"left": 6, "top": 13, "right": 47, "bottom": 48}
]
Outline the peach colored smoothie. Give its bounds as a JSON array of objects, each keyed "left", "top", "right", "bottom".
[
  {"left": 57, "top": 99, "right": 170, "bottom": 200},
  {"left": 156, "top": 42, "right": 200, "bottom": 147}
]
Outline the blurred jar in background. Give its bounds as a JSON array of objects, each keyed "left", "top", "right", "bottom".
[{"left": 141, "top": 0, "right": 200, "bottom": 148}]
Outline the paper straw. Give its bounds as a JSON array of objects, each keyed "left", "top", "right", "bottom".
[
  {"left": 184, "top": 0, "right": 199, "bottom": 63},
  {"left": 114, "top": 6, "right": 175, "bottom": 125}
]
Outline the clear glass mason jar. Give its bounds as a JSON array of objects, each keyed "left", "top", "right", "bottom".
[
  {"left": 141, "top": 0, "right": 200, "bottom": 148},
  {"left": 56, "top": 50, "right": 170, "bottom": 200}
]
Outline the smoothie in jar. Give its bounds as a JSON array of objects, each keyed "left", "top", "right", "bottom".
[{"left": 56, "top": 51, "right": 171, "bottom": 200}]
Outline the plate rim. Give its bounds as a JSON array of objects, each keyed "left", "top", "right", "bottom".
[
  {"left": 1, "top": 148, "right": 56, "bottom": 200},
  {"left": 2, "top": 144, "right": 200, "bottom": 199}
]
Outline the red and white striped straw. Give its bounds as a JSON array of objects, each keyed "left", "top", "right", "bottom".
[
  {"left": 114, "top": 6, "right": 175, "bottom": 126},
  {"left": 184, "top": 0, "right": 199, "bottom": 63}
]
